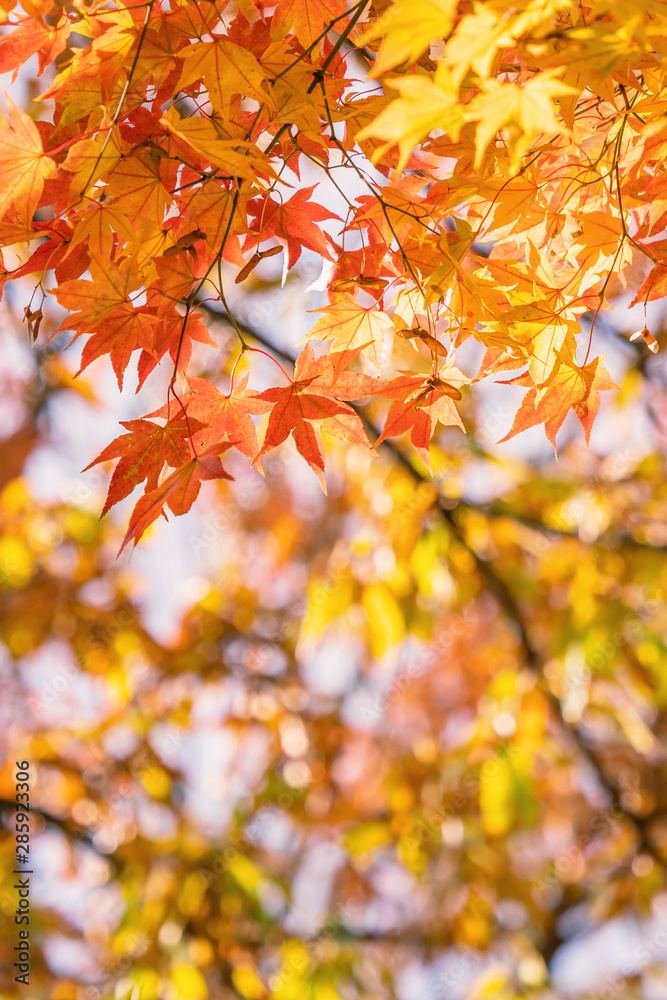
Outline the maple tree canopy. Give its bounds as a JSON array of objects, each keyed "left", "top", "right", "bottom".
[{"left": 1, "top": 0, "right": 665, "bottom": 546}]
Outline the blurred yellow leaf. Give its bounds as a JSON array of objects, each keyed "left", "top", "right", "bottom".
[
  {"left": 313, "top": 980, "right": 341, "bottom": 1000},
  {"left": 171, "top": 964, "right": 208, "bottom": 1000},
  {"left": 228, "top": 855, "right": 263, "bottom": 894},
  {"left": 344, "top": 821, "right": 392, "bottom": 856},
  {"left": 361, "top": 583, "right": 405, "bottom": 658},
  {"left": 0, "top": 535, "right": 34, "bottom": 587},
  {"left": 479, "top": 758, "right": 514, "bottom": 837},
  {"left": 232, "top": 965, "right": 267, "bottom": 1000}
]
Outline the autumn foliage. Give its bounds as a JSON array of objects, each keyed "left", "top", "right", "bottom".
[
  {"left": 7, "top": 1, "right": 667, "bottom": 993},
  {"left": 1, "top": 0, "right": 666, "bottom": 544}
]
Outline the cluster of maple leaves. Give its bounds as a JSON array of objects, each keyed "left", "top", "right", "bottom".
[{"left": 1, "top": 0, "right": 666, "bottom": 546}]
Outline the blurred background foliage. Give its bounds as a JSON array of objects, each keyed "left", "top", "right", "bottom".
[{"left": 2, "top": 259, "right": 667, "bottom": 1000}]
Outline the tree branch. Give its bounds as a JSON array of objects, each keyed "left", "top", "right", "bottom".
[
  {"left": 0, "top": 796, "right": 96, "bottom": 848},
  {"left": 197, "top": 301, "right": 667, "bottom": 872}
]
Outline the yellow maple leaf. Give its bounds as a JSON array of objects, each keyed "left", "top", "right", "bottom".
[
  {"left": 465, "top": 72, "right": 574, "bottom": 173},
  {"left": 160, "top": 107, "right": 272, "bottom": 182},
  {"left": 62, "top": 122, "right": 122, "bottom": 201},
  {"left": 358, "top": 0, "right": 457, "bottom": 77},
  {"left": 445, "top": 6, "right": 514, "bottom": 84},
  {"left": 445, "top": 0, "right": 570, "bottom": 86},
  {"left": 356, "top": 64, "right": 463, "bottom": 171},
  {"left": 307, "top": 294, "right": 393, "bottom": 369},
  {"left": 177, "top": 36, "right": 273, "bottom": 115}
]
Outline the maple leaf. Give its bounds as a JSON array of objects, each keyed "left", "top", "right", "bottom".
[
  {"left": 246, "top": 186, "right": 340, "bottom": 269},
  {"left": 0, "top": 15, "right": 71, "bottom": 78},
  {"left": 54, "top": 259, "right": 156, "bottom": 388},
  {"left": 253, "top": 345, "right": 376, "bottom": 490},
  {"left": 78, "top": 309, "right": 158, "bottom": 388},
  {"left": 180, "top": 376, "right": 273, "bottom": 459},
  {"left": 160, "top": 107, "right": 274, "bottom": 183},
  {"left": 472, "top": 346, "right": 525, "bottom": 382},
  {"left": 177, "top": 35, "right": 272, "bottom": 113},
  {"left": 465, "top": 72, "right": 574, "bottom": 173},
  {"left": 307, "top": 294, "right": 393, "bottom": 369},
  {"left": 271, "top": 0, "right": 347, "bottom": 47},
  {"left": 498, "top": 299, "right": 581, "bottom": 385},
  {"left": 175, "top": 180, "right": 246, "bottom": 261},
  {"left": 2, "top": 0, "right": 665, "bottom": 546},
  {"left": 12, "top": 221, "right": 90, "bottom": 284},
  {"left": 136, "top": 306, "right": 218, "bottom": 388},
  {"left": 629, "top": 260, "right": 667, "bottom": 307},
  {"left": 104, "top": 144, "right": 175, "bottom": 222},
  {"left": 567, "top": 212, "right": 632, "bottom": 276},
  {"left": 54, "top": 258, "right": 140, "bottom": 331},
  {"left": 444, "top": 5, "right": 515, "bottom": 82},
  {"left": 357, "top": 64, "right": 464, "bottom": 172},
  {"left": 373, "top": 365, "right": 469, "bottom": 468},
  {"left": 62, "top": 124, "right": 123, "bottom": 200},
  {"left": 120, "top": 442, "right": 233, "bottom": 553},
  {"left": 0, "top": 98, "right": 57, "bottom": 226},
  {"left": 358, "top": 0, "right": 456, "bottom": 77},
  {"left": 498, "top": 354, "right": 618, "bottom": 453},
  {"left": 85, "top": 414, "right": 202, "bottom": 515},
  {"left": 151, "top": 252, "right": 198, "bottom": 302},
  {"left": 149, "top": 376, "right": 273, "bottom": 460},
  {"left": 65, "top": 200, "right": 140, "bottom": 261}
]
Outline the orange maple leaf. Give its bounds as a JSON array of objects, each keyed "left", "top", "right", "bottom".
[
  {"left": 137, "top": 305, "right": 217, "bottom": 388},
  {"left": 54, "top": 258, "right": 140, "bottom": 330},
  {"left": 54, "top": 258, "right": 159, "bottom": 387},
  {"left": 177, "top": 35, "right": 272, "bottom": 113},
  {"left": 246, "top": 185, "right": 340, "bottom": 269},
  {"left": 12, "top": 220, "right": 89, "bottom": 284},
  {"left": 148, "top": 375, "right": 273, "bottom": 460},
  {"left": 373, "top": 366, "right": 468, "bottom": 468},
  {"left": 271, "top": 0, "right": 347, "bottom": 46},
  {"left": 629, "top": 244, "right": 667, "bottom": 307},
  {"left": 0, "top": 16, "right": 70, "bottom": 78},
  {"left": 253, "top": 345, "right": 376, "bottom": 490},
  {"left": 86, "top": 414, "right": 202, "bottom": 515},
  {"left": 307, "top": 294, "right": 393, "bottom": 369},
  {"left": 120, "top": 442, "right": 233, "bottom": 553},
  {"left": 0, "top": 98, "right": 57, "bottom": 227},
  {"left": 498, "top": 354, "right": 618, "bottom": 452},
  {"left": 180, "top": 376, "right": 273, "bottom": 459}
]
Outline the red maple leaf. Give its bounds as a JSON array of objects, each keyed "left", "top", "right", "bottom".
[
  {"left": 120, "top": 442, "right": 233, "bottom": 553},
  {"left": 85, "top": 413, "right": 206, "bottom": 515},
  {"left": 180, "top": 375, "right": 273, "bottom": 458},
  {"left": 246, "top": 185, "right": 340, "bottom": 269},
  {"left": 147, "top": 375, "right": 273, "bottom": 459},
  {"left": 253, "top": 344, "right": 376, "bottom": 490},
  {"left": 54, "top": 259, "right": 158, "bottom": 388},
  {"left": 137, "top": 305, "right": 217, "bottom": 388},
  {"left": 12, "top": 221, "right": 90, "bottom": 285}
]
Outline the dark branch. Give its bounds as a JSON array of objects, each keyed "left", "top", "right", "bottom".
[{"left": 197, "top": 300, "right": 667, "bottom": 872}]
